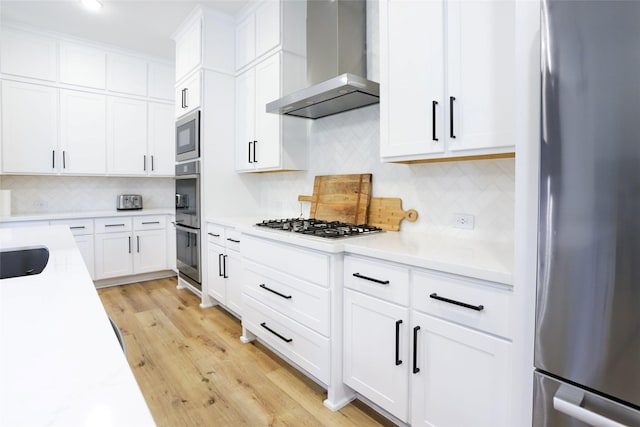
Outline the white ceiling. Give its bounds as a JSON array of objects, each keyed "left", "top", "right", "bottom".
[{"left": 0, "top": 0, "right": 251, "bottom": 60}]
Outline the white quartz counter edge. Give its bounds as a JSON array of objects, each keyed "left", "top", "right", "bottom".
[
  {"left": 0, "top": 208, "right": 174, "bottom": 223},
  {"left": 0, "top": 226, "right": 155, "bottom": 426},
  {"left": 207, "top": 217, "right": 513, "bottom": 285}
]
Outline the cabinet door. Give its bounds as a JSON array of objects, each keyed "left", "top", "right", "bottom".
[
  {"left": 255, "top": 1, "right": 280, "bottom": 59},
  {"left": 411, "top": 311, "right": 512, "bottom": 427},
  {"left": 148, "top": 62, "right": 174, "bottom": 101},
  {"left": 446, "top": 0, "right": 515, "bottom": 153},
  {"left": 94, "top": 232, "right": 133, "bottom": 279},
  {"left": 175, "top": 19, "right": 202, "bottom": 81},
  {"left": 207, "top": 243, "right": 226, "bottom": 304},
  {"left": 1, "top": 81, "right": 58, "bottom": 174},
  {"left": 134, "top": 229, "right": 167, "bottom": 274},
  {"left": 60, "top": 90, "right": 107, "bottom": 174},
  {"left": 147, "top": 102, "right": 174, "bottom": 176},
  {"left": 175, "top": 72, "right": 201, "bottom": 118},
  {"left": 380, "top": 0, "right": 444, "bottom": 159},
  {"left": 344, "top": 289, "right": 409, "bottom": 422},
  {"left": 0, "top": 29, "right": 56, "bottom": 81},
  {"left": 59, "top": 42, "right": 106, "bottom": 89},
  {"left": 107, "top": 52, "right": 147, "bottom": 96},
  {"left": 225, "top": 250, "right": 243, "bottom": 315},
  {"left": 235, "top": 68, "right": 256, "bottom": 171},
  {"left": 74, "top": 234, "right": 95, "bottom": 279},
  {"left": 253, "top": 54, "right": 281, "bottom": 170},
  {"left": 235, "top": 13, "right": 256, "bottom": 70},
  {"left": 167, "top": 217, "right": 177, "bottom": 271},
  {"left": 107, "top": 97, "right": 147, "bottom": 175}
]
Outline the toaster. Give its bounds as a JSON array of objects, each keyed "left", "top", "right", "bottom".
[{"left": 117, "top": 194, "right": 143, "bottom": 210}]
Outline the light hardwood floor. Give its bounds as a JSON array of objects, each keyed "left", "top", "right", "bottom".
[{"left": 98, "top": 278, "right": 396, "bottom": 427}]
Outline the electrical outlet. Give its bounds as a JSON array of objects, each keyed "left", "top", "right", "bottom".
[
  {"left": 453, "top": 213, "right": 475, "bottom": 230},
  {"left": 33, "top": 200, "right": 48, "bottom": 209}
]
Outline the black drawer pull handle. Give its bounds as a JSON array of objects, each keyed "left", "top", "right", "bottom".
[
  {"left": 208, "top": 233, "right": 220, "bottom": 237},
  {"left": 429, "top": 293, "right": 484, "bottom": 311},
  {"left": 260, "top": 322, "right": 293, "bottom": 343},
  {"left": 105, "top": 224, "right": 126, "bottom": 227},
  {"left": 259, "top": 284, "right": 292, "bottom": 300},
  {"left": 395, "top": 319, "right": 403, "bottom": 366},
  {"left": 141, "top": 221, "right": 160, "bottom": 225},
  {"left": 413, "top": 325, "right": 420, "bottom": 374},
  {"left": 227, "top": 238, "right": 240, "bottom": 243},
  {"left": 69, "top": 226, "right": 85, "bottom": 230},
  {"left": 353, "top": 272, "right": 389, "bottom": 285}
]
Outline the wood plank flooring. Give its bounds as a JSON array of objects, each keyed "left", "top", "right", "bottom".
[{"left": 98, "top": 278, "right": 396, "bottom": 427}]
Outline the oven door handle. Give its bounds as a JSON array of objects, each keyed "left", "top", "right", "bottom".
[
  {"left": 175, "top": 174, "right": 199, "bottom": 180},
  {"left": 175, "top": 224, "right": 200, "bottom": 234}
]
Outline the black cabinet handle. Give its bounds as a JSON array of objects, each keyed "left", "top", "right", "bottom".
[
  {"left": 227, "top": 238, "right": 240, "bottom": 243},
  {"left": 259, "top": 283, "right": 292, "bottom": 300},
  {"left": 429, "top": 293, "right": 484, "bottom": 312},
  {"left": 105, "top": 223, "right": 126, "bottom": 227},
  {"left": 449, "top": 96, "right": 456, "bottom": 139},
  {"left": 248, "top": 141, "right": 253, "bottom": 163},
  {"left": 128, "top": 236, "right": 131, "bottom": 254},
  {"left": 352, "top": 272, "right": 389, "bottom": 285},
  {"left": 142, "top": 221, "right": 160, "bottom": 225},
  {"left": 136, "top": 235, "right": 140, "bottom": 253},
  {"left": 222, "top": 254, "right": 228, "bottom": 278},
  {"left": 395, "top": 320, "right": 403, "bottom": 366},
  {"left": 151, "top": 155, "right": 154, "bottom": 171},
  {"left": 62, "top": 151, "right": 66, "bottom": 169},
  {"left": 253, "top": 140, "right": 257, "bottom": 163},
  {"left": 218, "top": 253, "right": 223, "bottom": 277},
  {"left": 260, "top": 322, "right": 293, "bottom": 343},
  {"left": 413, "top": 326, "right": 420, "bottom": 374},
  {"left": 432, "top": 101, "right": 439, "bottom": 141},
  {"left": 143, "top": 155, "right": 147, "bottom": 171},
  {"left": 69, "top": 226, "right": 85, "bottom": 230},
  {"left": 181, "top": 88, "right": 187, "bottom": 109},
  {"left": 52, "top": 150, "right": 55, "bottom": 169},
  {"left": 208, "top": 232, "right": 220, "bottom": 237}
]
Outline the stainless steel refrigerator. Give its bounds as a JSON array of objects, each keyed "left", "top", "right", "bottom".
[{"left": 534, "top": 0, "right": 640, "bottom": 425}]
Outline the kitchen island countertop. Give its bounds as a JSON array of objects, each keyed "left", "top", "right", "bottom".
[
  {"left": 0, "top": 208, "right": 174, "bottom": 224},
  {"left": 0, "top": 225, "right": 155, "bottom": 426}
]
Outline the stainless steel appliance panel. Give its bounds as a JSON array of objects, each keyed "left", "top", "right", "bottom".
[
  {"left": 176, "top": 110, "right": 200, "bottom": 161},
  {"left": 175, "top": 224, "right": 200, "bottom": 286},
  {"left": 536, "top": 0, "right": 640, "bottom": 418},
  {"left": 175, "top": 161, "right": 200, "bottom": 229}
]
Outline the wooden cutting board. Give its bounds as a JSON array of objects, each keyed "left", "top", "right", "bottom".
[
  {"left": 367, "top": 197, "right": 418, "bottom": 231},
  {"left": 297, "top": 174, "right": 372, "bottom": 224}
]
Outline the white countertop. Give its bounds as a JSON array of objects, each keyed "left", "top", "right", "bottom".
[
  {"left": 0, "top": 226, "right": 155, "bottom": 426},
  {"left": 207, "top": 216, "right": 513, "bottom": 285},
  {"left": 0, "top": 208, "right": 174, "bottom": 223}
]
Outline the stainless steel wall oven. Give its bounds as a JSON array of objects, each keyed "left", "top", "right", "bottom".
[{"left": 175, "top": 160, "right": 201, "bottom": 291}]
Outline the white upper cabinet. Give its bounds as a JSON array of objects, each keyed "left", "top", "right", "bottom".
[
  {"left": 0, "top": 29, "right": 57, "bottom": 81},
  {"left": 255, "top": 1, "right": 281, "bottom": 59},
  {"left": 174, "top": 71, "right": 201, "bottom": 118},
  {"left": 1, "top": 81, "right": 58, "bottom": 174},
  {"left": 60, "top": 89, "right": 107, "bottom": 174},
  {"left": 107, "top": 52, "right": 147, "bottom": 96},
  {"left": 380, "top": 0, "right": 516, "bottom": 163},
  {"left": 235, "top": 14, "right": 256, "bottom": 71},
  {"left": 147, "top": 102, "right": 175, "bottom": 176},
  {"left": 175, "top": 17, "right": 202, "bottom": 82},
  {"left": 106, "top": 97, "right": 148, "bottom": 175},
  {"left": 59, "top": 42, "right": 106, "bottom": 89},
  {"left": 148, "top": 62, "right": 174, "bottom": 101}
]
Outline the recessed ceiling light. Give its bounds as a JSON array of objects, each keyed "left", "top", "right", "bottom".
[{"left": 80, "top": 0, "right": 103, "bottom": 11}]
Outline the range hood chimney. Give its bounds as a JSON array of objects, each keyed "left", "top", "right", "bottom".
[{"left": 266, "top": 0, "right": 379, "bottom": 119}]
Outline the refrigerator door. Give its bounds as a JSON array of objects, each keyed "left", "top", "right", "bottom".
[
  {"left": 533, "top": 372, "right": 640, "bottom": 427},
  {"left": 537, "top": 0, "right": 640, "bottom": 409}
]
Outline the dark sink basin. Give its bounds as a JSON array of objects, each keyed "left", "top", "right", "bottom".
[{"left": 0, "top": 247, "right": 50, "bottom": 279}]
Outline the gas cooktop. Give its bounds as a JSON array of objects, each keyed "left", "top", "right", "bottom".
[{"left": 256, "top": 218, "right": 383, "bottom": 239}]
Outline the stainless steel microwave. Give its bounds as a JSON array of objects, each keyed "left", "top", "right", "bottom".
[{"left": 176, "top": 110, "right": 200, "bottom": 161}]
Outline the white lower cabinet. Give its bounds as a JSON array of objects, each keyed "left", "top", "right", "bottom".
[
  {"left": 343, "top": 254, "right": 514, "bottom": 426},
  {"left": 94, "top": 215, "right": 167, "bottom": 280},
  {"left": 206, "top": 223, "right": 243, "bottom": 315}
]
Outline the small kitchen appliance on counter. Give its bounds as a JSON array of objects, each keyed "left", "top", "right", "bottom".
[{"left": 116, "top": 194, "right": 143, "bottom": 210}]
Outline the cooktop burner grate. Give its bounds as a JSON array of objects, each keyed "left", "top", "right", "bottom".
[{"left": 256, "top": 218, "right": 382, "bottom": 238}]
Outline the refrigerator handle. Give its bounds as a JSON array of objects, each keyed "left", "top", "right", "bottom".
[{"left": 553, "top": 384, "right": 626, "bottom": 427}]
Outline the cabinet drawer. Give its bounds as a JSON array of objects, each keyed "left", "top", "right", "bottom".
[
  {"left": 412, "top": 270, "right": 512, "bottom": 339},
  {"left": 225, "top": 228, "right": 241, "bottom": 251},
  {"left": 133, "top": 215, "right": 166, "bottom": 230},
  {"left": 243, "top": 294, "right": 330, "bottom": 384},
  {"left": 206, "top": 223, "right": 226, "bottom": 244},
  {"left": 49, "top": 218, "right": 94, "bottom": 235},
  {"left": 242, "top": 235, "right": 330, "bottom": 287},
  {"left": 344, "top": 255, "right": 410, "bottom": 306},
  {"left": 244, "top": 261, "right": 330, "bottom": 336},
  {"left": 95, "top": 217, "right": 132, "bottom": 233}
]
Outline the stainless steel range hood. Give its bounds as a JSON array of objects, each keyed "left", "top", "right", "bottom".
[{"left": 266, "top": 0, "right": 379, "bottom": 120}]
